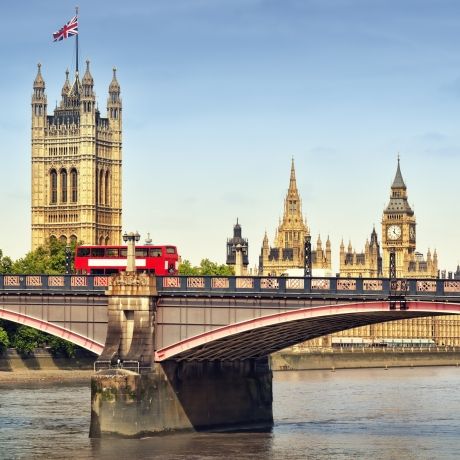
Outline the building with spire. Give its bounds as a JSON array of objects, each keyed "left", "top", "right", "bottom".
[
  {"left": 226, "top": 219, "right": 249, "bottom": 275},
  {"left": 381, "top": 158, "right": 437, "bottom": 278},
  {"left": 258, "top": 159, "right": 332, "bottom": 276},
  {"left": 31, "top": 62, "right": 122, "bottom": 249},
  {"left": 339, "top": 227, "right": 383, "bottom": 278}
]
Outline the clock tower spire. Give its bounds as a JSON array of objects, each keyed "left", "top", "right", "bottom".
[{"left": 381, "top": 157, "right": 416, "bottom": 277}]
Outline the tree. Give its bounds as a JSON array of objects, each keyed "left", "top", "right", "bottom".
[
  {"left": 178, "top": 259, "right": 200, "bottom": 275},
  {"left": 47, "top": 336, "right": 76, "bottom": 358},
  {"left": 12, "top": 326, "right": 46, "bottom": 354},
  {"left": 0, "top": 327, "right": 9, "bottom": 353},
  {"left": 178, "top": 259, "right": 234, "bottom": 276},
  {"left": 12, "top": 239, "right": 77, "bottom": 275},
  {"left": 0, "top": 250, "right": 13, "bottom": 274}
]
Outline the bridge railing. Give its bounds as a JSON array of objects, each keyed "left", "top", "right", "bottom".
[
  {"left": 0, "top": 274, "right": 109, "bottom": 292},
  {"left": 1, "top": 275, "right": 460, "bottom": 300},
  {"left": 156, "top": 276, "right": 460, "bottom": 299}
]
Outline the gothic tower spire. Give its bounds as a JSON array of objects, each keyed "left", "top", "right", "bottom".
[{"left": 31, "top": 62, "right": 122, "bottom": 250}]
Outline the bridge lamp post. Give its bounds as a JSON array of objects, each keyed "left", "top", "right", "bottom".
[
  {"left": 123, "top": 231, "right": 140, "bottom": 273},
  {"left": 304, "top": 236, "right": 312, "bottom": 277},
  {"left": 233, "top": 243, "right": 248, "bottom": 276},
  {"left": 65, "top": 244, "right": 72, "bottom": 275}
]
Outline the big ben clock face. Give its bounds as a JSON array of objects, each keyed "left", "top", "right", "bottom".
[{"left": 387, "top": 224, "right": 402, "bottom": 240}]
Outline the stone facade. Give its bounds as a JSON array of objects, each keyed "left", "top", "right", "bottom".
[
  {"left": 338, "top": 159, "right": 437, "bottom": 279},
  {"left": 339, "top": 228, "right": 383, "bottom": 278},
  {"left": 381, "top": 159, "right": 437, "bottom": 278},
  {"left": 31, "top": 62, "right": 122, "bottom": 249},
  {"left": 258, "top": 160, "right": 332, "bottom": 276}
]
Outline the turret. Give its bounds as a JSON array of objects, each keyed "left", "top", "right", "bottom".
[
  {"left": 316, "top": 235, "right": 323, "bottom": 253},
  {"left": 340, "top": 239, "right": 345, "bottom": 265},
  {"left": 326, "top": 236, "right": 331, "bottom": 263},
  {"left": 60, "top": 69, "right": 71, "bottom": 108},
  {"left": 81, "top": 60, "right": 95, "bottom": 111},
  {"left": 108, "top": 67, "right": 122, "bottom": 127},
  {"left": 32, "top": 63, "right": 47, "bottom": 130}
]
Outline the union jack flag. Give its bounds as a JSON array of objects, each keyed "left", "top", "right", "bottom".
[{"left": 53, "top": 16, "right": 78, "bottom": 42}]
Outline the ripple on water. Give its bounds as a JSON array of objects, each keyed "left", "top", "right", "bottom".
[{"left": 1, "top": 367, "right": 460, "bottom": 459}]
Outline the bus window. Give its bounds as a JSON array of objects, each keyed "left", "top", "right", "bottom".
[
  {"left": 166, "top": 247, "right": 176, "bottom": 254},
  {"left": 120, "top": 248, "right": 127, "bottom": 257},
  {"left": 135, "top": 248, "right": 148, "bottom": 257},
  {"left": 106, "top": 248, "right": 119, "bottom": 257},
  {"left": 91, "top": 248, "right": 105, "bottom": 257},
  {"left": 77, "top": 247, "right": 90, "bottom": 257},
  {"left": 150, "top": 248, "right": 162, "bottom": 257}
]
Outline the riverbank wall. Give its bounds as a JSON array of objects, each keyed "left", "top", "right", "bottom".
[
  {"left": 271, "top": 348, "right": 460, "bottom": 371},
  {"left": 0, "top": 348, "right": 96, "bottom": 372}
]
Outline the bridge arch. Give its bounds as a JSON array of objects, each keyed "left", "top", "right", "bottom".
[
  {"left": 155, "top": 301, "right": 460, "bottom": 362},
  {"left": 0, "top": 308, "right": 104, "bottom": 355}
]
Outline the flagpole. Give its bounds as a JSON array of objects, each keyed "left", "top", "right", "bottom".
[{"left": 75, "top": 5, "right": 79, "bottom": 73}]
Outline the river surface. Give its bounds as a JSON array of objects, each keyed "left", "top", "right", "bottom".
[{"left": 1, "top": 367, "right": 460, "bottom": 459}]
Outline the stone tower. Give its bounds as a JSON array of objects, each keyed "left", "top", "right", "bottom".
[
  {"left": 226, "top": 219, "right": 249, "bottom": 275},
  {"left": 259, "top": 159, "right": 332, "bottom": 276},
  {"left": 381, "top": 158, "right": 437, "bottom": 278},
  {"left": 31, "top": 62, "right": 122, "bottom": 249}
]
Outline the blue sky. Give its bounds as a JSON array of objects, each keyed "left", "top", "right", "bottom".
[{"left": 1, "top": 0, "right": 460, "bottom": 272}]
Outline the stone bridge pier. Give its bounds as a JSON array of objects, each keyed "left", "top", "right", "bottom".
[{"left": 90, "top": 272, "right": 273, "bottom": 437}]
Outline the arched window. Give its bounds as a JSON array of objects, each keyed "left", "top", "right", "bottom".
[
  {"left": 105, "top": 171, "right": 110, "bottom": 205},
  {"left": 70, "top": 169, "right": 78, "bottom": 202},
  {"left": 105, "top": 236, "right": 110, "bottom": 245},
  {"left": 50, "top": 169, "right": 57, "bottom": 204},
  {"left": 60, "top": 169, "right": 67, "bottom": 203},
  {"left": 70, "top": 235, "right": 77, "bottom": 244},
  {"left": 99, "top": 236, "right": 104, "bottom": 245},
  {"left": 99, "top": 170, "right": 104, "bottom": 205},
  {"left": 60, "top": 235, "right": 67, "bottom": 244}
]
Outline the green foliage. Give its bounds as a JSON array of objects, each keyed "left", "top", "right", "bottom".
[
  {"left": 12, "top": 326, "right": 46, "bottom": 354},
  {"left": 178, "top": 259, "right": 234, "bottom": 276},
  {"left": 47, "top": 336, "right": 76, "bottom": 358},
  {"left": 0, "top": 327, "right": 9, "bottom": 353},
  {"left": 0, "top": 250, "right": 13, "bottom": 274},
  {"left": 11, "top": 238, "right": 77, "bottom": 275},
  {"left": 178, "top": 259, "right": 200, "bottom": 275}
]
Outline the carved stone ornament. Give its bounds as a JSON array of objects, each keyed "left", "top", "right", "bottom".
[{"left": 110, "top": 272, "right": 149, "bottom": 287}]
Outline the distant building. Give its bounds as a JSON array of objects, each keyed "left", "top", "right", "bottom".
[
  {"left": 339, "top": 227, "right": 382, "bottom": 278},
  {"left": 258, "top": 159, "right": 332, "bottom": 276},
  {"left": 455, "top": 266, "right": 460, "bottom": 280},
  {"left": 31, "top": 62, "right": 122, "bottom": 249},
  {"left": 226, "top": 219, "right": 249, "bottom": 275},
  {"left": 381, "top": 158, "right": 437, "bottom": 278}
]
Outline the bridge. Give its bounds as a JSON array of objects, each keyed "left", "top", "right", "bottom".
[
  {"left": 1, "top": 274, "right": 460, "bottom": 359},
  {"left": 2, "top": 273, "right": 460, "bottom": 436}
]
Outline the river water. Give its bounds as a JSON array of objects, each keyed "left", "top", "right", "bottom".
[{"left": 1, "top": 367, "right": 460, "bottom": 459}]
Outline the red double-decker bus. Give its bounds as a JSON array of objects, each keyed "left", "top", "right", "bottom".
[{"left": 74, "top": 245, "right": 179, "bottom": 275}]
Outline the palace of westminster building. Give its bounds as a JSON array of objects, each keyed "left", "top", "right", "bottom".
[
  {"left": 31, "top": 62, "right": 460, "bottom": 347},
  {"left": 227, "top": 159, "right": 460, "bottom": 347},
  {"left": 31, "top": 62, "right": 122, "bottom": 249}
]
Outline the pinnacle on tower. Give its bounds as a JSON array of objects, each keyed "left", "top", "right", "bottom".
[
  {"left": 33, "top": 63, "right": 45, "bottom": 89},
  {"left": 391, "top": 156, "right": 406, "bottom": 189},
  {"left": 61, "top": 69, "right": 70, "bottom": 97},
  {"left": 289, "top": 157, "right": 298, "bottom": 194},
  {"left": 109, "top": 67, "right": 120, "bottom": 93}
]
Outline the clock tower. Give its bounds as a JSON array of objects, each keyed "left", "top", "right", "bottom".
[{"left": 381, "top": 158, "right": 416, "bottom": 277}]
